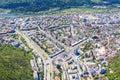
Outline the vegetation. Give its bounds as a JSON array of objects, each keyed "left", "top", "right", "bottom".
[
  {"left": 106, "top": 50, "right": 120, "bottom": 79},
  {"left": 39, "top": 71, "right": 44, "bottom": 80},
  {"left": 12, "top": 34, "right": 19, "bottom": 39},
  {"left": 0, "top": 0, "right": 120, "bottom": 13},
  {"left": 20, "top": 36, "right": 30, "bottom": 49},
  {"left": 0, "top": 44, "right": 33, "bottom": 80},
  {"left": 56, "top": 8, "right": 120, "bottom": 14},
  {"left": 53, "top": 70, "right": 62, "bottom": 80},
  {"left": 82, "top": 42, "right": 94, "bottom": 52},
  {"left": 0, "top": 8, "right": 10, "bottom": 13}
]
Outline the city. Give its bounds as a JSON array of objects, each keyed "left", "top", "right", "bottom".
[{"left": 0, "top": 11, "right": 120, "bottom": 80}]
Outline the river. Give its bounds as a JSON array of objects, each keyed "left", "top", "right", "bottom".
[{"left": 0, "top": 13, "right": 19, "bottom": 18}]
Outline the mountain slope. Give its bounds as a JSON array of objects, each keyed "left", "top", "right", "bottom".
[{"left": 0, "top": 0, "right": 120, "bottom": 13}]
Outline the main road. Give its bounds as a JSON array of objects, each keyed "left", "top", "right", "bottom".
[{"left": 16, "top": 29, "right": 53, "bottom": 80}]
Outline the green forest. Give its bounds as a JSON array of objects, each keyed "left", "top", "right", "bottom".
[
  {"left": 106, "top": 50, "right": 120, "bottom": 79},
  {"left": 0, "top": 0, "right": 120, "bottom": 13},
  {"left": 0, "top": 44, "right": 33, "bottom": 80}
]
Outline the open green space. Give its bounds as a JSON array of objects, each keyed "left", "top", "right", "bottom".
[
  {"left": 0, "top": 0, "right": 120, "bottom": 15},
  {"left": 12, "top": 34, "right": 19, "bottom": 39},
  {"left": 106, "top": 50, "right": 120, "bottom": 80},
  {"left": 0, "top": 44, "right": 33, "bottom": 80},
  {"left": 18, "top": 7, "right": 120, "bottom": 16},
  {"left": 57, "top": 8, "right": 120, "bottom": 14}
]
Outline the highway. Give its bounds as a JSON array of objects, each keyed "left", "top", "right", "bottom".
[
  {"left": 16, "top": 29, "right": 92, "bottom": 80},
  {"left": 16, "top": 29, "right": 53, "bottom": 80}
]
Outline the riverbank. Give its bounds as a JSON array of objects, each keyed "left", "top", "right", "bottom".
[{"left": 0, "top": 7, "right": 120, "bottom": 18}]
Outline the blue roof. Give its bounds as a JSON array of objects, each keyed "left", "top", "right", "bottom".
[
  {"left": 74, "top": 48, "right": 80, "bottom": 56},
  {"left": 75, "top": 77, "right": 79, "bottom": 80},
  {"left": 84, "top": 71, "right": 89, "bottom": 74},
  {"left": 100, "top": 69, "right": 106, "bottom": 74}
]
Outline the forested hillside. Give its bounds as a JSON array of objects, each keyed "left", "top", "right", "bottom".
[
  {"left": 0, "top": 44, "right": 33, "bottom": 80},
  {"left": 0, "top": 0, "right": 120, "bottom": 12}
]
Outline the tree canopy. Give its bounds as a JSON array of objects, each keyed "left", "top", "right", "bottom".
[
  {"left": 0, "top": 44, "right": 33, "bottom": 80},
  {"left": 0, "top": 0, "right": 119, "bottom": 12}
]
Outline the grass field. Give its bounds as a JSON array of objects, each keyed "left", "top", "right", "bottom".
[
  {"left": 21, "top": 7, "right": 120, "bottom": 16},
  {"left": 55, "top": 7, "right": 120, "bottom": 14}
]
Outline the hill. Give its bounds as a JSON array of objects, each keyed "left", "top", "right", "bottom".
[
  {"left": 0, "top": 44, "right": 33, "bottom": 80},
  {"left": 106, "top": 50, "right": 120, "bottom": 79},
  {"left": 0, "top": 0, "right": 120, "bottom": 13}
]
